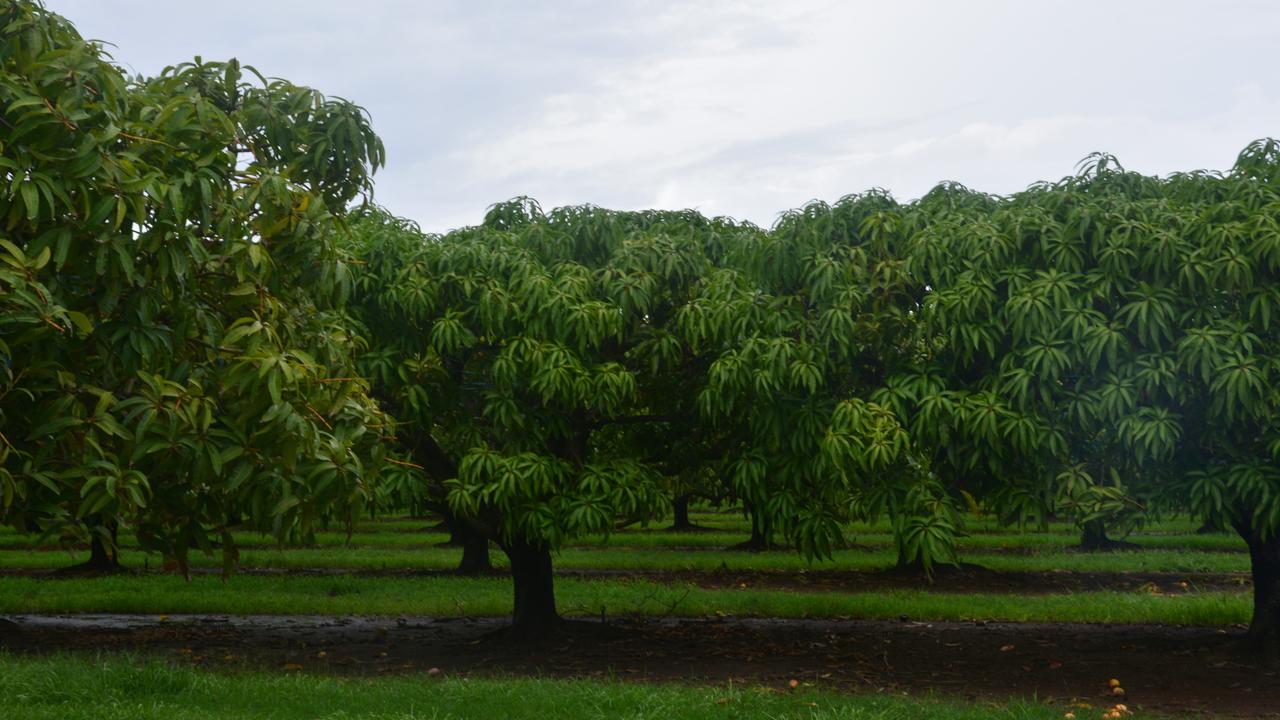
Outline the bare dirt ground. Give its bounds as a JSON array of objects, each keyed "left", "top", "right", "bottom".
[{"left": 2, "top": 614, "right": 1276, "bottom": 717}]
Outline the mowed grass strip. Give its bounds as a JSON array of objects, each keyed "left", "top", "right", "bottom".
[
  {"left": 0, "top": 545, "right": 1252, "bottom": 574},
  {"left": 0, "top": 574, "right": 1249, "bottom": 625},
  {"left": 0, "top": 654, "right": 1136, "bottom": 720}
]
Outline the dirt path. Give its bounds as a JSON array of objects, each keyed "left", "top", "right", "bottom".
[{"left": 2, "top": 614, "right": 1275, "bottom": 717}]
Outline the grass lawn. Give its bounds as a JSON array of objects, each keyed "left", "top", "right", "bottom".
[
  {"left": 0, "top": 545, "right": 1253, "bottom": 575},
  {"left": 0, "top": 654, "right": 1164, "bottom": 720},
  {"left": 0, "top": 508, "right": 1248, "bottom": 576},
  {"left": 0, "top": 510, "right": 1252, "bottom": 626},
  {"left": 0, "top": 512, "right": 1255, "bottom": 717},
  {"left": 0, "top": 514, "right": 1243, "bottom": 555},
  {"left": 0, "top": 574, "right": 1249, "bottom": 624}
]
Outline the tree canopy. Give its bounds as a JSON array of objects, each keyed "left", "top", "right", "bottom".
[
  {"left": 885, "top": 141, "right": 1280, "bottom": 648},
  {"left": 341, "top": 197, "right": 951, "bottom": 633},
  {"left": 0, "top": 0, "right": 391, "bottom": 572},
  {"left": 345, "top": 141, "right": 1280, "bottom": 646}
]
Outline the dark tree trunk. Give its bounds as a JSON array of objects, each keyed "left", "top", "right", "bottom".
[
  {"left": 436, "top": 511, "right": 492, "bottom": 575},
  {"left": 503, "top": 540, "right": 560, "bottom": 639},
  {"left": 729, "top": 508, "right": 772, "bottom": 551},
  {"left": 88, "top": 533, "right": 118, "bottom": 569},
  {"left": 1237, "top": 523, "right": 1280, "bottom": 657},
  {"left": 1197, "top": 518, "right": 1225, "bottom": 535},
  {"left": 895, "top": 544, "right": 915, "bottom": 571},
  {"left": 1080, "top": 520, "right": 1108, "bottom": 550},
  {"left": 670, "top": 494, "right": 693, "bottom": 531},
  {"left": 455, "top": 522, "right": 493, "bottom": 576},
  {"left": 64, "top": 523, "right": 122, "bottom": 573},
  {"left": 442, "top": 522, "right": 463, "bottom": 546},
  {"left": 87, "top": 522, "right": 122, "bottom": 570},
  {"left": 1079, "top": 520, "right": 1138, "bottom": 552}
]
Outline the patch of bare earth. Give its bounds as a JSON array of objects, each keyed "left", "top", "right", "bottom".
[{"left": 2, "top": 614, "right": 1276, "bottom": 717}]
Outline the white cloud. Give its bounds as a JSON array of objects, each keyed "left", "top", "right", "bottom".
[{"left": 44, "top": 0, "right": 1280, "bottom": 232}]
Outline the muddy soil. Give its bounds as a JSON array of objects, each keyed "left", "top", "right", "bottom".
[{"left": 1, "top": 614, "right": 1275, "bottom": 717}]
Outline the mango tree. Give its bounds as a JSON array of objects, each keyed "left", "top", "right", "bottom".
[
  {"left": 896, "top": 141, "right": 1280, "bottom": 653},
  {"left": 345, "top": 201, "right": 728, "bottom": 635},
  {"left": 879, "top": 180, "right": 1113, "bottom": 548},
  {"left": 0, "top": 1, "right": 391, "bottom": 572},
  {"left": 696, "top": 192, "right": 960, "bottom": 570},
  {"left": 345, "top": 197, "right": 934, "bottom": 634}
]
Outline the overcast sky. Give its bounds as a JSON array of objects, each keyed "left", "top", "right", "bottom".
[{"left": 46, "top": 0, "right": 1280, "bottom": 233}]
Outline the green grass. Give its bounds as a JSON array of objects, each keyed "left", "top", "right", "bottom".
[
  {"left": 0, "top": 510, "right": 1250, "bottom": 628},
  {"left": 0, "top": 574, "right": 1249, "bottom": 624},
  {"left": 0, "top": 543, "right": 1251, "bottom": 575},
  {"left": 0, "top": 506, "right": 1247, "bottom": 577},
  {"left": 0, "top": 654, "right": 1139, "bottom": 720}
]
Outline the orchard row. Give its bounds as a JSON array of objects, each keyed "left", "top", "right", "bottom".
[{"left": 2, "top": 1, "right": 1279, "bottom": 649}]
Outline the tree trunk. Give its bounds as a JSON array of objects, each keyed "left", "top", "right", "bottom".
[
  {"left": 670, "top": 494, "right": 693, "bottom": 531},
  {"left": 442, "top": 523, "right": 463, "bottom": 546},
  {"left": 60, "top": 523, "right": 123, "bottom": 574},
  {"left": 456, "top": 522, "right": 493, "bottom": 576},
  {"left": 1080, "top": 520, "right": 1108, "bottom": 550},
  {"left": 503, "top": 540, "right": 560, "bottom": 639},
  {"left": 1197, "top": 518, "right": 1224, "bottom": 535},
  {"left": 895, "top": 544, "right": 915, "bottom": 571},
  {"left": 1079, "top": 520, "right": 1138, "bottom": 552},
  {"left": 1237, "top": 524, "right": 1280, "bottom": 657},
  {"left": 82, "top": 523, "right": 121, "bottom": 571},
  {"left": 89, "top": 534, "right": 113, "bottom": 568},
  {"left": 729, "top": 508, "right": 772, "bottom": 551},
  {"left": 437, "top": 511, "right": 492, "bottom": 575}
]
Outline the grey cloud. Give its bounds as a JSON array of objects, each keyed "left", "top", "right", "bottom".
[{"left": 44, "top": 0, "right": 1280, "bottom": 232}]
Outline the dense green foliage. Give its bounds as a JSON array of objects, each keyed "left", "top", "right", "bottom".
[
  {"left": 721, "top": 194, "right": 953, "bottom": 565},
  {"left": 347, "top": 204, "right": 700, "bottom": 548},
  {"left": 886, "top": 145, "right": 1280, "bottom": 647},
  {"left": 0, "top": 1, "right": 390, "bottom": 570},
  {"left": 343, "top": 146, "right": 1280, "bottom": 641},
  {"left": 6, "top": 0, "right": 1280, "bottom": 651},
  {"left": 878, "top": 145, "right": 1280, "bottom": 540},
  {"left": 342, "top": 199, "right": 958, "bottom": 578}
]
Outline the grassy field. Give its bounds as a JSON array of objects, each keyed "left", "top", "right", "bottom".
[
  {"left": 0, "top": 511, "right": 1261, "bottom": 719},
  {"left": 0, "top": 510, "right": 1254, "bottom": 624},
  {"left": 0, "top": 545, "right": 1253, "bottom": 574},
  {"left": 0, "top": 573, "right": 1250, "bottom": 624},
  {"left": 0, "top": 511, "right": 1249, "bottom": 576},
  {"left": 0, "top": 654, "right": 1162, "bottom": 720}
]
